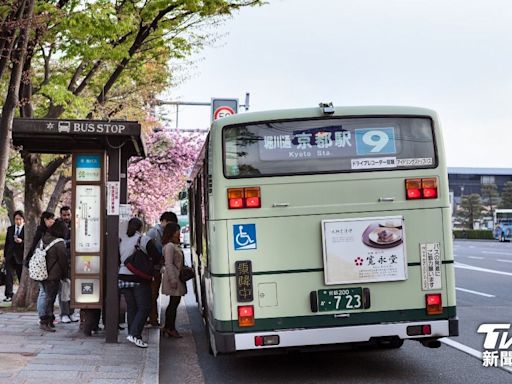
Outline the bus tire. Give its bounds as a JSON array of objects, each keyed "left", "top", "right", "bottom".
[
  {"left": 200, "top": 283, "right": 208, "bottom": 319},
  {"left": 192, "top": 273, "right": 199, "bottom": 304},
  {"left": 377, "top": 337, "right": 404, "bottom": 349}
]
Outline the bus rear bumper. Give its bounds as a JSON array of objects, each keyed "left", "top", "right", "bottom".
[{"left": 224, "top": 319, "right": 458, "bottom": 352}]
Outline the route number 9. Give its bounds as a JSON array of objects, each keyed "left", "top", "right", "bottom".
[{"left": 362, "top": 130, "right": 389, "bottom": 152}]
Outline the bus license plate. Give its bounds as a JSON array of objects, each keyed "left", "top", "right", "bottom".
[{"left": 318, "top": 288, "right": 364, "bottom": 312}]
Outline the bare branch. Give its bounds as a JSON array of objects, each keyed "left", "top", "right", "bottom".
[
  {"left": 46, "top": 172, "right": 71, "bottom": 213},
  {"left": 40, "top": 155, "right": 70, "bottom": 184},
  {"left": 68, "top": 61, "right": 86, "bottom": 92},
  {"left": 74, "top": 60, "right": 102, "bottom": 95}
]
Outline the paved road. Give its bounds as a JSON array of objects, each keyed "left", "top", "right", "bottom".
[{"left": 160, "top": 241, "right": 512, "bottom": 383}]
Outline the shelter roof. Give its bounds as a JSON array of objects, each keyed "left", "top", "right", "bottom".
[{"left": 12, "top": 118, "right": 146, "bottom": 157}]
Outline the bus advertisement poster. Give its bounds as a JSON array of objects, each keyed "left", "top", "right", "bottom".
[{"left": 321, "top": 216, "right": 408, "bottom": 285}]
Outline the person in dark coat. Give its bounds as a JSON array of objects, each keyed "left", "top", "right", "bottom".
[
  {"left": 58, "top": 206, "right": 77, "bottom": 323},
  {"left": 39, "top": 220, "right": 68, "bottom": 332},
  {"left": 2, "top": 210, "right": 25, "bottom": 302}
]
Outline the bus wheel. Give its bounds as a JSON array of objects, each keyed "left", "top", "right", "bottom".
[
  {"left": 377, "top": 337, "right": 404, "bottom": 349},
  {"left": 200, "top": 286, "right": 207, "bottom": 318},
  {"left": 192, "top": 275, "right": 199, "bottom": 304}
]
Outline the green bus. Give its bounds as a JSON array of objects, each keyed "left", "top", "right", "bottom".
[{"left": 188, "top": 105, "right": 458, "bottom": 355}]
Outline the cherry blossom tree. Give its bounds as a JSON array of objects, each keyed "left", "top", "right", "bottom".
[{"left": 128, "top": 129, "right": 204, "bottom": 223}]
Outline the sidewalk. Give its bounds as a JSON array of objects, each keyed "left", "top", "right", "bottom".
[{"left": 0, "top": 288, "right": 159, "bottom": 384}]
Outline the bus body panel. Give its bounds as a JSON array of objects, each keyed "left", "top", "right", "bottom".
[{"left": 222, "top": 208, "right": 451, "bottom": 323}]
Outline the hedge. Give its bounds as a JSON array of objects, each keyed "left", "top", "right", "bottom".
[{"left": 453, "top": 229, "right": 494, "bottom": 240}]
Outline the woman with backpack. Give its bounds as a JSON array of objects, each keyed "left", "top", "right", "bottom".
[
  {"left": 38, "top": 220, "right": 68, "bottom": 332},
  {"left": 118, "top": 218, "right": 159, "bottom": 348},
  {"left": 25, "top": 211, "right": 56, "bottom": 322}
]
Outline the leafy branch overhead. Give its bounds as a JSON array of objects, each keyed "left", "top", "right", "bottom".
[{"left": 7, "top": 0, "right": 264, "bottom": 120}]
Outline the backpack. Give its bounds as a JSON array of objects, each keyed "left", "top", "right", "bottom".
[
  {"left": 29, "top": 239, "right": 64, "bottom": 281},
  {"left": 124, "top": 236, "right": 154, "bottom": 281}
]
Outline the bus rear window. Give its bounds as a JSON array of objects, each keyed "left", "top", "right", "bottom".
[{"left": 223, "top": 117, "right": 437, "bottom": 178}]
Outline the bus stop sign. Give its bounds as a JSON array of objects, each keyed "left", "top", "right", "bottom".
[{"left": 211, "top": 98, "right": 238, "bottom": 121}]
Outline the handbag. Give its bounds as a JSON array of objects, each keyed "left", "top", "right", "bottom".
[
  {"left": 124, "top": 237, "right": 154, "bottom": 281},
  {"left": 179, "top": 266, "right": 195, "bottom": 283}
]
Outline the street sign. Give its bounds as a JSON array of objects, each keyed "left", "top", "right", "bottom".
[
  {"left": 211, "top": 98, "right": 238, "bottom": 122},
  {"left": 214, "top": 106, "right": 235, "bottom": 120},
  {"left": 13, "top": 118, "right": 141, "bottom": 136}
]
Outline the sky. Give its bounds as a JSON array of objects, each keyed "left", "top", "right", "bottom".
[{"left": 159, "top": 0, "right": 512, "bottom": 168}]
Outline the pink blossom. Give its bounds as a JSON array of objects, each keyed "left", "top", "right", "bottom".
[{"left": 128, "top": 129, "right": 204, "bottom": 223}]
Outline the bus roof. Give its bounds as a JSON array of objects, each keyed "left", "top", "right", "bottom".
[{"left": 211, "top": 105, "right": 438, "bottom": 128}]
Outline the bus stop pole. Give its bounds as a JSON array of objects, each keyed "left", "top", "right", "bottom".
[{"left": 105, "top": 148, "right": 120, "bottom": 343}]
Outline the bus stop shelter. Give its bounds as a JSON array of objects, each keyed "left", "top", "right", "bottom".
[{"left": 12, "top": 117, "right": 146, "bottom": 343}]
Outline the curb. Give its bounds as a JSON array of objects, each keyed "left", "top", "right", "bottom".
[{"left": 142, "top": 326, "right": 160, "bottom": 383}]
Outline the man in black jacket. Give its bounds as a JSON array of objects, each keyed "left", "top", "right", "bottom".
[{"left": 3, "top": 211, "right": 25, "bottom": 302}]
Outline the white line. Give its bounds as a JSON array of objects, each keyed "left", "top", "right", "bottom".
[
  {"left": 483, "top": 251, "right": 511, "bottom": 255},
  {"left": 468, "top": 256, "right": 484, "bottom": 260},
  {"left": 441, "top": 338, "right": 512, "bottom": 374},
  {"left": 456, "top": 287, "right": 495, "bottom": 298},
  {"left": 455, "top": 262, "right": 512, "bottom": 277},
  {"left": 497, "top": 259, "right": 512, "bottom": 264}
]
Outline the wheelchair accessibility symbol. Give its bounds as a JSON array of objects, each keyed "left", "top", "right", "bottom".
[{"left": 233, "top": 224, "right": 257, "bottom": 250}]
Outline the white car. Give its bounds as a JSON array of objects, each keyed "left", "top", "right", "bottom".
[{"left": 181, "top": 225, "right": 190, "bottom": 248}]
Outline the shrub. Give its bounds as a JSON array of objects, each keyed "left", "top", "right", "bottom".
[{"left": 453, "top": 229, "right": 494, "bottom": 240}]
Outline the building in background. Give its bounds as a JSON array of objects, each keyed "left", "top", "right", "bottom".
[{"left": 448, "top": 167, "right": 512, "bottom": 206}]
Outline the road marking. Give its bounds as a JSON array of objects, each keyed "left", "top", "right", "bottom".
[
  {"left": 456, "top": 287, "right": 495, "bottom": 298},
  {"left": 483, "top": 251, "right": 511, "bottom": 255},
  {"left": 497, "top": 259, "right": 512, "bottom": 264},
  {"left": 455, "top": 262, "right": 512, "bottom": 277},
  {"left": 441, "top": 338, "right": 512, "bottom": 374},
  {"left": 468, "top": 256, "right": 484, "bottom": 260}
]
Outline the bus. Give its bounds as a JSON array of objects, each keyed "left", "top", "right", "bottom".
[
  {"left": 188, "top": 105, "right": 458, "bottom": 355},
  {"left": 493, "top": 209, "right": 512, "bottom": 241}
]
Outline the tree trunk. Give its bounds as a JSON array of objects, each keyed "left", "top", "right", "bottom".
[
  {"left": 46, "top": 172, "right": 70, "bottom": 213},
  {"left": 2, "top": 184, "right": 15, "bottom": 223},
  {"left": 0, "top": 0, "right": 33, "bottom": 219}
]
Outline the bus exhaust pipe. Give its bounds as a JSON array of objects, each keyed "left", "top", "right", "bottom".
[{"left": 420, "top": 339, "right": 441, "bottom": 348}]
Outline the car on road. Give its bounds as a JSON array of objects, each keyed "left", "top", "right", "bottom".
[{"left": 181, "top": 225, "right": 190, "bottom": 248}]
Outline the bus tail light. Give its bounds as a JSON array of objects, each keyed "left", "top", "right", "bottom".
[
  {"left": 228, "top": 188, "right": 244, "bottom": 209},
  {"left": 422, "top": 178, "right": 438, "bottom": 199},
  {"left": 406, "top": 324, "right": 432, "bottom": 336},
  {"left": 406, "top": 178, "right": 438, "bottom": 200},
  {"left": 238, "top": 305, "right": 255, "bottom": 327},
  {"left": 255, "top": 335, "right": 280, "bottom": 347},
  {"left": 228, "top": 187, "right": 261, "bottom": 209},
  {"left": 244, "top": 187, "right": 261, "bottom": 208},
  {"left": 426, "top": 294, "right": 443, "bottom": 315}
]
